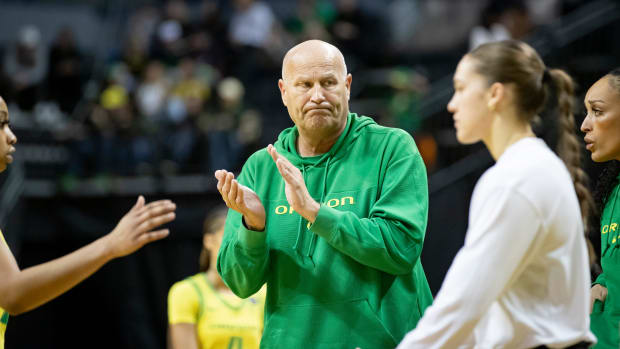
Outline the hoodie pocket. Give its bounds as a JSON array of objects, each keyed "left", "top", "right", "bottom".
[{"left": 260, "top": 298, "right": 396, "bottom": 349}]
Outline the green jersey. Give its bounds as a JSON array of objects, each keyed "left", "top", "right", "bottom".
[{"left": 592, "top": 174, "right": 620, "bottom": 349}]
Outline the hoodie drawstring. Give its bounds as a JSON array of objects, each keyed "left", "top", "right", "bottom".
[
  {"left": 292, "top": 165, "right": 307, "bottom": 252},
  {"left": 305, "top": 157, "right": 331, "bottom": 258}
]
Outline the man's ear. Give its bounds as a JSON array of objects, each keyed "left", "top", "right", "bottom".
[
  {"left": 487, "top": 82, "right": 504, "bottom": 112},
  {"left": 345, "top": 74, "right": 352, "bottom": 101},
  {"left": 278, "top": 79, "right": 287, "bottom": 107}
]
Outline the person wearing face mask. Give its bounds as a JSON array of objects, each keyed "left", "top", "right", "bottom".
[
  {"left": 582, "top": 68, "right": 620, "bottom": 349},
  {"left": 398, "top": 40, "right": 595, "bottom": 349},
  {"left": 213, "top": 40, "right": 432, "bottom": 348},
  {"left": 0, "top": 96, "right": 176, "bottom": 349}
]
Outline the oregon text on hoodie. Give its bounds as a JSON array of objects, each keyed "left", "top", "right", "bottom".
[{"left": 217, "top": 113, "right": 433, "bottom": 349}]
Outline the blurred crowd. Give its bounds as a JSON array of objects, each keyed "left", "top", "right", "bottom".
[{"left": 0, "top": 0, "right": 581, "bottom": 180}]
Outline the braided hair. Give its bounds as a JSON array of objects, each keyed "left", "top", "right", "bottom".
[{"left": 469, "top": 40, "right": 595, "bottom": 229}]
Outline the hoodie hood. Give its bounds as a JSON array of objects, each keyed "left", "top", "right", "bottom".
[{"left": 273, "top": 112, "right": 376, "bottom": 167}]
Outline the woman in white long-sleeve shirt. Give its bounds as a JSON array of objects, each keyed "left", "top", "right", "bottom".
[{"left": 398, "top": 40, "right": 595, "bottom": 349}]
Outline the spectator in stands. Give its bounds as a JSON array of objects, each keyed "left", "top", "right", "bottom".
[
  {"left": 3, "top": 25, "right": 48, "bottom": 111},
  {"left": 228, "top": 0, "right": 284, "bottom": 84},
  {"left": 151, "top": 19, "right": 186, "bottom": 67},
  {"left": 47, "top": 27, "right": 83, "bottom": 114},
  {"left": 150, "top": 0, "right": 192, "bottom": 67},
  {"left": 328, "top": 0, "right": 387, "bottom": 67},
  {"left": 160, "top": 57, "right": 211, "bottom": 173},
  {"left": 123, "top": 5, "right": 161, "bottom": 77},
  {"left": 122, "top": 35, "right": 153, "bottom": 79},
  {"left": 202, "top": 77, "right": 246, "bottom": 173},
  {"left": 136, "top": 60, "right": 169, "bottom": 123},
  {"left": 282, "top": 0, "right": 332, "bottom": 44},
  {"left": 229, "top": 0, "right": 275, "bottom": 50},
  {"left": 189, "top": 0, "right": 231, "bottom": 74},
  {"left": 469, "top": 0, "right": 533, "bottom": 50}
]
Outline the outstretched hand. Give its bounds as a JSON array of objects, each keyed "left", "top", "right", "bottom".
[
  {"left": 215, "top": 169, "right": 266, "bottom": 231},
  {"left": 267, "top": 144, "right": 319, "bottom": 223},
  {"left": 104, "top": 196, "right": 176, "bottom": 259}
]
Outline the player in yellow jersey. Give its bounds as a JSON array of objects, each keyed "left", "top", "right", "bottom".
[
  {"left": 0, "top": 95, "right": 177, "bottom": 349},
  {"left": 168, "top": 208, "right": 265, "bottom": 349}
]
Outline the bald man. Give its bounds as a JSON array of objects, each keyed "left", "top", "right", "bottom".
[{"left": 214, "top": 40, "right": 432, "bottom": 348}]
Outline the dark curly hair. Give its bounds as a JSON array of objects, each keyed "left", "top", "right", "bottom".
[{"left": 594, "top": 161, "right": 620, "bottom": 221}]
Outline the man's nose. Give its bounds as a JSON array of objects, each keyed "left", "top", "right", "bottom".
[{"left": 310, "top": 85, "right": 326, "bottom": 103}]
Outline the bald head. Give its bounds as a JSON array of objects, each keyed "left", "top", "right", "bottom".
[
  {"left": 282, "top": 40, "right": 347, "bottom": 81},
  {"left": 277, "top": 40, "right": 352, "bottom": 146}
]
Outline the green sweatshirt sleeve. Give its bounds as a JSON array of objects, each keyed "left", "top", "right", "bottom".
[
  {"left": 216, "top": 159, "right": 269, "bottom": 298},
  {"left": 594, "top": 272, "right": 606, "bottom": 287},
  {"left": 311, "top": 134, "right": 428, "bottom": 275}
]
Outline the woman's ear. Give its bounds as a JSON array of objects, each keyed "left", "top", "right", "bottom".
[{"left": 487, "top": 82, "right": 505, "bottom": 112}]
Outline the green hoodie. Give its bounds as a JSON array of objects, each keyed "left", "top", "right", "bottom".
[
  {"left": 591, "top": 174, "right": 620, "bottom": 349},
  {"left": 217, "top": 113, "right": 432, "bottom": 348}
]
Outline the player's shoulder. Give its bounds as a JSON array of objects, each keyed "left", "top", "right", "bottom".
[
  {"left": 360, "top": 125, "right": 420, "bottom": 161},
  {"left": 361, "top": 121, "right": 415, "bottom": 146},
  {"left": 169, "top": 273, "right": 203, "bottom": 298}
]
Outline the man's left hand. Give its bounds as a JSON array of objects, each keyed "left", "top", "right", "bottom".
[{"left": 267, "top": 144, "right": 320, "bottom": 223}]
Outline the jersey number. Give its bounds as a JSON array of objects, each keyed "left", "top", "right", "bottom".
[{"left": 227, "top": 336, "right": 243, "bottom": 349}]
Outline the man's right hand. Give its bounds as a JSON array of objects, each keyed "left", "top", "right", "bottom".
[
  {"left": 590, "top": 284, "right": 608, "bottom": 313},
  {"left": 215, "top": 170, "right": 266, "bottom": 231}
]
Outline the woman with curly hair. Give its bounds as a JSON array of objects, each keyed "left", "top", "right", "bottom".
[{"left": 582, "top": 68, "right": 620, "bottom": 349}]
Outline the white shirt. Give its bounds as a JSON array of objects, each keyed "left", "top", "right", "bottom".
[
  {"left": 229, "top": 2, "right": 274, "bottom": 48},
  {"left": 398, "top": 138, "right": 596, "bottom": 349},
  {"left": 469, "top": 24, "right": 511, "bottom": 51}
]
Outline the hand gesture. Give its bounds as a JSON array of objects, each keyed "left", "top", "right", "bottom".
[
  {"left": 590, "top": 284, "right": 608, "bottom": 313},
  {"left": 267, "top": 144, "right": 319, "bottom": 222},
  {"left": 215, "top": 169, "right": 266, "bottom": 231},
  {"left": 104, "top": 196, "right": 176, "bottom": 259}
]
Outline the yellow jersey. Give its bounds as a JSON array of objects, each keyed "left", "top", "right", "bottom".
[
  {"left": 0, "top": 231, "right": 8, "bottom": 349},
  {"left": 168, "top": 273, "right": 265, "bottom": 349}
]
